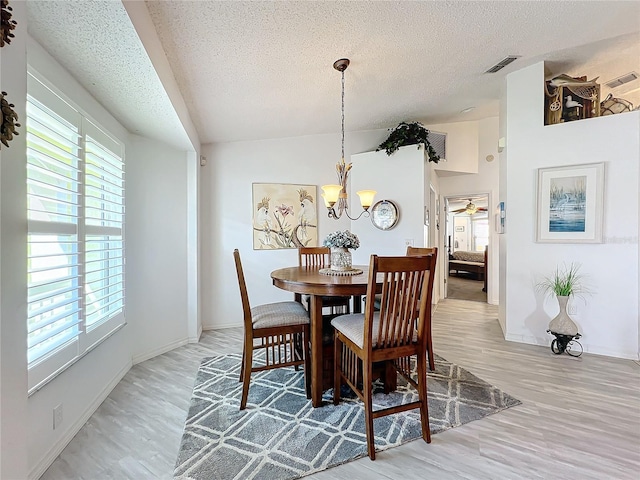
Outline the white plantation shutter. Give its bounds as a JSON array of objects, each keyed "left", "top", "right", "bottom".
[
  {"left": 83, "top": 125, "right": 124, "bottom": 330},
  {"left": 26, "top": 72, "right": 125, "bottom": 391}
]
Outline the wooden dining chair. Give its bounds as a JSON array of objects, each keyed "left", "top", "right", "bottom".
[
  {"left": 370, "top": 246, "right": 438, "bottom": 370},
  {"left": 233, "top": 249, "right": 311, "bottom": 410},
  {"left": 332, "top": 253, "right": 437, "bottom": 460},
  {"left": 298, "top": 247, "right": 351, "bottom": 316}
]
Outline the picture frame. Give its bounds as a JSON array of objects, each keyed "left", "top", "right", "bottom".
[
  {"left": 536, "top": 162, "right": 604, "bottom": 243},
  {"left": 252, "top": 183, "right": 318, "bottom": 250}
]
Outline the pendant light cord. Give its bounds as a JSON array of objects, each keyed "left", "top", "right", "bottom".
[{"left": 341, "top": 69, "right": 345, "bottom": 161}]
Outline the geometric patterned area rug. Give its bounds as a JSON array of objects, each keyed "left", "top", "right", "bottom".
[{"left": 174, "top": 353, "right": 520, "bottom": 479}]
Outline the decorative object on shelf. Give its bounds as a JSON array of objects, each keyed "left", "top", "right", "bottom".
[
  {"left": 1, "top": 90, "right": 20, "bottom": 148},
  {"left": 536, "top": 262, "right": 588, "bottom": 357},
  {"left": 323, "top": 230, "right": 359, "bottom": 273},
  {"left": 0, "top": 0, "right": 17, "bottom": 47},
  {"left": 536, "top": 162, "right": 604, "bottom": 243},
  {"left": 371, "top": 199, "right": 399, "bottom": 230},
  {"left": 376, "top": 121, "right": 441, "bottom": 163},
  {"left": 600, "top": 93, "right": 634, "bottom": 115},
  {"left": 544, "top": 74, "right": 600, "bottom": 125},
  {"left": 321, "top": 58, "right": 376, "bottom": 221},
  {"left": 252, "top": 183, "right": 318, "bottom": 250}
]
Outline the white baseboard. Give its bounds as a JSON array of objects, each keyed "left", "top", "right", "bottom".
[
  {"left": 132, "top": 337, "right": 190, "bottom": 365},
  {"left": 202, "top": 322, "right": 240, "bottom": 331},
  {"left": 189, "top": 324, "right": 203, "bottom": 343},
  {"left": 29, "top": 360, "right": 132, "bottom": 480},
  {"left": 505, "top": 333, "right": 639, "bottom": 360}
]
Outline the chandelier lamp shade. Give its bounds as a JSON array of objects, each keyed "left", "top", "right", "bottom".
[{"left": 321, "top": 58, "right": 376, "bottom": 221}]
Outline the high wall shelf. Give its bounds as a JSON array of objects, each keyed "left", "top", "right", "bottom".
[{"left": 544, "top": 76, "right": 601, "bottom": 126}]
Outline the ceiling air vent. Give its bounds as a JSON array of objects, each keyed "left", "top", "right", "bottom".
[
  {"left": 484, "top": 56, "right": 521, "bottom": 74},
  {"left": 605, "top": 72, "right": 638, "bottom": 89}
]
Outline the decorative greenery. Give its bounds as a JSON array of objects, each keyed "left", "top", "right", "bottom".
[
  {"left": 323, "top": 230, "right": 360, "bottom": 250},
  {"left": 376, "top": 121, "right": 440, "bottom": 163},
  {"left": 1, "top": 90, "right": 20, "bottom": 148},
  {"left": 536, "top": 263, "right": 588, "bottom": 298}
]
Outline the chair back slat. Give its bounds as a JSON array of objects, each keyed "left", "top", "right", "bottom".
[
  {"left": 233, "top": 249, "right": 254, "bottom": 332},
  {"left": 298, "top": 246, "right": 330, "bottom": 267},
  {"left": 367, "top": 253, "right": 437, "bottom": 350},
  {"left": 406, "top": 246, "right": 437, "bottom": 256}
]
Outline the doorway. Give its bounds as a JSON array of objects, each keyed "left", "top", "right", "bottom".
[{"left": 445, "top": 194, "right": 489, "bottom": 303}]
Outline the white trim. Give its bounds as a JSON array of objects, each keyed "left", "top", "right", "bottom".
[
  {"left": 202, "top": 322, "right": 241, "bottom": 331},
  {"left": 28, "top": 360, "right": 132, "bottom": 480},
  {"left": 189, "top": 324, "right": 203, "bottom": 343},
  {"left": 131, "top": 337, "right": 190, "bottom": 365},
  {"left": 505, "top": 333, "right": 639, "bottom": 360}
]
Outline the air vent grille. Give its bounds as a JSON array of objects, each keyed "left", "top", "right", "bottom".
[
  {"left": 485, "top": 56, "right": 521, "bottom": 74},
  {"left": 428, "top": 131, "right": 446, "bottom": 161},
  {"left": 605, "top": 72, "right": 638, "bottom": 89}
]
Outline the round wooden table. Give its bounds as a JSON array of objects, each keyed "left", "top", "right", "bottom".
[{"left": 271, "top": 265, "right": 379, "bottom": 407}]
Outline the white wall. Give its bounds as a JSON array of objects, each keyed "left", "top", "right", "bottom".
[
  {"left": 350, "top": 146, "right": 429, "bottom": 264},
  {"left": 126, "top": 136, "right": 191, "bottom": 363},
  {"left": 201, "top": 130, "right": 389, "bottom": 329},
  {"left": 437, "top": 117, "right": 500, "bottom": 304},
  {"left": 430, "top": 121, "right": 479, "bottom": 174},
  {"left": 4, "top": 37, "right": 197, "bottom": 479},
  {"left": 502, "top": 61, "right": 639, "bottom": 359},
  {"left": 0, "top": 2, "right": 28, "bottom": 477}
]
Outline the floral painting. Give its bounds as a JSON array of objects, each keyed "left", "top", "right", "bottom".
[{"left": 252, "top": 183, "right": 318, "bottom": 250}]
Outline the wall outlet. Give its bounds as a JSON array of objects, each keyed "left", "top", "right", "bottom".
[
  {"left": 404, "top": 239, "right": 414, "bottom": 247},
  {"left": 53, "top": 404, "right": 63, "bottom": 430},
  {"left": 568, "top": 305, "right": 577, "bottom": 315}
]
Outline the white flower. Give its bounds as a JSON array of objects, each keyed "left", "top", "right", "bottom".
[{"left": 323, "top": 230, "right": 360, "bottom": 250}]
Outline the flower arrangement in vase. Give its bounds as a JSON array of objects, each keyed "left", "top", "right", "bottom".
[
  {"left": 323, "top": 230, "right": 359, "bottom": 271},
  {"left": 536, "top": 262, "right": 587, "bottom": 336}
]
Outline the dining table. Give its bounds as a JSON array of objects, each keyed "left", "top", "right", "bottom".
[{"left": 271, "top": 265, "right": 382, "bottom": 407}]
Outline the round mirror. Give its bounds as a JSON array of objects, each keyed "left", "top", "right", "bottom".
[{"left": 370, "top": 200, "right": 399, "bottom": 230}]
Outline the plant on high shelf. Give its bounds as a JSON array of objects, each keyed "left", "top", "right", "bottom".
[
  {"left": 323, "top": 230, "right": 359, "bottom": 272},
  {"left": 536, "top": 262, "right": 589, "bottom": 337},
  {"left": 376, "top": 121, "right": 440, "bottom": 163}
]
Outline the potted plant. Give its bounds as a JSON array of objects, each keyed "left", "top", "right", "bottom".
[
  {"left": 536, "top": 262, "right": 587, "bottom": 336},
  {"left": 323, "top": 230, "right": 359, "bottom": 272},
  {"left": 376, "top": 121, "right": 440, "bottom": 163}
]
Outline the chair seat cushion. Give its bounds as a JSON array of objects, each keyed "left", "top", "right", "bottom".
[
  {"left": 331, "top": 313, "right": 381, "bottom": 348},
  {"left": 251, "top": 301, "right": 309, "bottom": 329},
  {"left": 332, "top": 313, "right": 418, "bottom": 348}
]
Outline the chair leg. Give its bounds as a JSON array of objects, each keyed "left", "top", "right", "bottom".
[
  {"left": 416, "top": 352, "right": 432, "bottom": 444},
  {"left": 363, "top": 359, "right": 376, "bottom": 460},
  {"left": 239, "top": 343, "right": 245, "bottom": 382},
  {"left": 304, "top": 325, "right": 311, "bottom": 399},
  {"left": 333, "top": 335, "right": 342, "bottom": 405},
  {"left": 427, "top": 328, "right": 435, "bottom": 371},
  {"left": 240, "top": 340, "right": 253, "bottom": 410}
]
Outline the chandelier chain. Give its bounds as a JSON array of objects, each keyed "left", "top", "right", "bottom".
[{"left": 341, "top": 69, "right": 345, "bottom": 161}]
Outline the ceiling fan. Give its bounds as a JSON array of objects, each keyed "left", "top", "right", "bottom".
[{"left": 452, "top": 199, "right": 488, "bottom": 215}]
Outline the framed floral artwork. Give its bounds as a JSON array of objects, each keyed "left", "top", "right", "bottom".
[
  {"left": 536, "top": 162, "right": 604, "bottom": 243},
  {"left": 252, "top": 183, "right": 318, "bottom": 250}
]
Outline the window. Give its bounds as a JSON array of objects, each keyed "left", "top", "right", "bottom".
[{"left": 26, "top": 72, "right": 125, "bottom": 392}]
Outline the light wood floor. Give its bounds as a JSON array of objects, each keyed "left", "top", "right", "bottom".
[{"left": 41, "top": 299, "right": 640, "bottom": 480}]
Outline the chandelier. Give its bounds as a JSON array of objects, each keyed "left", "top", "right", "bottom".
[{"left": 321, "top": 58, "right": 376, "bottom": 220}]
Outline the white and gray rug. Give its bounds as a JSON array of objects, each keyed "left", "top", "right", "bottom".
[{"left": 175, "top": 353, "right": 520, "bottom": 480}]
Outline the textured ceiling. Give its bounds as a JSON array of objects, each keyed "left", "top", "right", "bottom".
[{"left": 27, "top": 1, "right": 640, "bottom": 149}]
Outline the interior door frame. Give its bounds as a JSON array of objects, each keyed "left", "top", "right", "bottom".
[{"left": 442, "top": 192, "right": 492, "bottom": 303}]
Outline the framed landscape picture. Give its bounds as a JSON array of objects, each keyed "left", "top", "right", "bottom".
[
  {"left": 252, "top": 183, "right": 318, "bottom": 250},
  {"left": 536, "top": 162, "right": 604, "bottom": 243}
]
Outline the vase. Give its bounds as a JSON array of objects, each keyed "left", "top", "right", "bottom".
[
  {"left": 548, "top": 295, "right": 579, "bottom": 336},
  {"left": 330, "top": 247, "right": 352, "bottom": 272}
]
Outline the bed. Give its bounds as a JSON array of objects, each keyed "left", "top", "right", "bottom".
[{"left": 449, "top": 247, "right": 487, "bottom": 291}]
